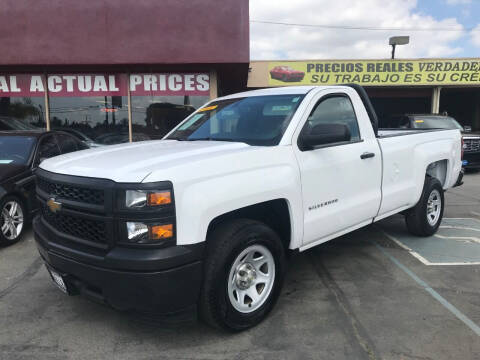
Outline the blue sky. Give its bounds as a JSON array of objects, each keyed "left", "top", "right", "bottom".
[
  {"left": 250, "top": 0, "right": 480, "bottom": 60},
  {"left": 416, "top": 0, "right": 480, "bottom": 57}
]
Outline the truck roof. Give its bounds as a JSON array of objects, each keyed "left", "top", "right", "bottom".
[{"left": 217, "top": 86, "right": 330, "bottom": 100}]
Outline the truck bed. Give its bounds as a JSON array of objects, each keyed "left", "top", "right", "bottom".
[{"left": 375, "top": 127, "right": 462, "bottom": 220}]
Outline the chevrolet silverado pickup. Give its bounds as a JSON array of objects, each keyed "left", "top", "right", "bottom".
[{"left": 33, "top": 85, "right": 462, "bottom": 331}]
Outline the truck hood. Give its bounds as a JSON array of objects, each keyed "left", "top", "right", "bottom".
[{"left": 39, "top": 140, "right": 252, "bottom": 183}]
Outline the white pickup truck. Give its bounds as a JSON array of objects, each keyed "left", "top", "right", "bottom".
[{"left": 33, "top": 85, "right": 462, "bottom": 331}]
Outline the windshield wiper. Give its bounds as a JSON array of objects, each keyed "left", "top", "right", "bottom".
[
  {"left": 169, "top": 136, "right": 246, "bottom": 144},
  {"left": 187, "top": 137, "right": 237, "bottom": 142}
]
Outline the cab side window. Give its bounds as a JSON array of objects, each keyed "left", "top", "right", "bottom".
[
  {"left": 306, "top": 96, "right": 361, "bottom": 143},
  {"left": 37, "top": 135, "right": 61, "bottom": 161}
]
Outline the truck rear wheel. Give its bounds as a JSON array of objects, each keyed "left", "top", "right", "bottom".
[
  {"left": 199, "top": 219, "right": 286, "bottom": 331},
  {"left": 405, "top": 176, "right": 444, "bottom": 237}
]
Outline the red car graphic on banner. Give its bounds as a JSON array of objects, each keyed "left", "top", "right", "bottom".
[{"left": 269, "top": 66, "right": 305, "bottom": 82}]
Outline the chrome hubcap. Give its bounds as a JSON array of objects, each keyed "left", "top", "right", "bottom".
[
  {"left": 235, "top": 263, "right": 257, "bottom": 290},
  {"left": 1, "top": 201, "right": 24, "bottom": 240},
  {"left": 228, "top": 244, "right": 275, "bottom": 313},
  {"left": 426, "top": 189, "right": 441, "bottom": 226}
]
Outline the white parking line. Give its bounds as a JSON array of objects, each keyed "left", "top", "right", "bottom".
[
  {"left": 435, "top": 234, "right": 480, "bottom": 245},
  {"left": 379, "top": 229, "right": 480, "bottom": 266},
  {"left": 371, "top": 240, "right": 480, "bottom": 337},
  {"left": 440, "top": 225, "right": 480, "bottom": 233},
  {"left": 471, "top": 211, "right": 480, "bottom": 217},
  {"left": 445, "top": 217, "right": 480, "bottom": 220}
]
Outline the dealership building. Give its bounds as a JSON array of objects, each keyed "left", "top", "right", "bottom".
[
  {"left": 248, "top": 59, "right": 480, "bottom": 131},
  {"left": 0, "top": 0, "right": 249, "bottom": 144},
  {"left": 1, "top": 0, "right": 480, "bottom": 142}
]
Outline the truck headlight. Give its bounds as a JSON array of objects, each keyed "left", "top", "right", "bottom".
[
  {"left": 125, "top": 190, "right": 172, "bottom": 208},
  {"left": 126, "top": 222, "right": 174, "bottom": 243}
]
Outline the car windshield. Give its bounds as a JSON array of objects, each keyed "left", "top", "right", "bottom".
[
  {"left": 412, "top": 116, "right": 463, "bottom": 130},
  {"left": 166, "top": 94, "right": 305, "bottom": 146},
  {"left": 0, "top": 136, "right": 36, "bottom": 165}
]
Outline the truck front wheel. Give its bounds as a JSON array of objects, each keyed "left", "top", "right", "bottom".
[
  {"left": 405, "top": 176, "right": 444, "bottom": 237},
  {"left": 199, "top": 219, "right": 286, "bottom": 331}
]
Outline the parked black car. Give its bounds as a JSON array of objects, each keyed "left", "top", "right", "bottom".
[
  {"left": 384, "top": 114, "right": 480, "bottom": 170},
  {"left": 0, "top": 131, "right": 88, "bottom": 246},
  {"left": 51, "top": 128, "right": 104, "bottom": 148}
]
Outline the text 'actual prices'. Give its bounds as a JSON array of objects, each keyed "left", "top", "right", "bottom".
[{"left": 0, "top": 73, "right": 210, "bottom": 97}]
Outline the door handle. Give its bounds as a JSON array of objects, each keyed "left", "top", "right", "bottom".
[{"left": 360, "top": 152, "right": 375, "bottom": 159}]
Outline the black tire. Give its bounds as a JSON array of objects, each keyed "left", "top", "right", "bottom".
[
  {"left": 0, "top": 195, "right": 27, "bottom": 246},
  {"left": 199, "top": 219, "right": 286, "bottom": 331},
  {"left": 405, "top": 176, "right": 444, "bottom": 237}
]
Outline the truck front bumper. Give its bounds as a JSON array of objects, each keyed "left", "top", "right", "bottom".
[
  {"left": 463, "top": 152, "right": 480, "bottom": 169},
  {"left": 34, "top": 216, "right": 204, "bottom": 314}
]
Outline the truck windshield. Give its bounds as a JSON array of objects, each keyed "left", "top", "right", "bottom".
[
  {"left": 0, "top": 136, "right": 36, "bottom": 165},
  {"left": 412, "top": 116, "right": 463, "bottom": 130},
  {"left": 166, "top": 94, "right": 305, "bottom": 146}
]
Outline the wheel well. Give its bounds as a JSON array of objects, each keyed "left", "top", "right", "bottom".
[
  {"left": 426, "top": 159, "right": 448, "bottom": 187},
  {"left": 2, "top": 191, "right": 28, "bottom": 213},
  {"left": 206, "top": 199, "right": 292, "bottom": 250}
]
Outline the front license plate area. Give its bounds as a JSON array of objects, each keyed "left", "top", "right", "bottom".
[{"left": 47, "top": 267, "right": 69, "bottom": 294}]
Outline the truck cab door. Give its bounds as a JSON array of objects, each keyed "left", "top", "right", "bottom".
[{"left": 293, "top": 89, "right": 382, "bottom": 248}]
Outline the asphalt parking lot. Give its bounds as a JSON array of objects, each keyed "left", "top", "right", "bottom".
[{"left": 1, "top": 173, "right": 479, "bottom": 360}]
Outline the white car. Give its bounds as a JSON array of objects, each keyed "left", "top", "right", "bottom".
[{"left": 33, "top": 85, "right": 462, "bottom": 331}]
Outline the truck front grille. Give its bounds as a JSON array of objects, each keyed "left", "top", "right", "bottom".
[
  {"left": 37, "top": 177, "right": 104, "bottom": 205},
  {"left": 36, "top": 169, "right": 115, "bottom": 251},
  {"left": 464, "top": 138, "right": 480, "bottom": 153},
  {"left": 41, "top": 204, "right": 107, "bottom": 246},
  {"left": 35, "top": 169, "right": 174, "bottom": 254}
]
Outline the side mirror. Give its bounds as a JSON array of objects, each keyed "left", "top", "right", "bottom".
[
  {"left": 463, "top": 126, "right": 472, "bottom": 133},
  {"left": 299, "top": 123, "right": 351, "bottom": 151}
]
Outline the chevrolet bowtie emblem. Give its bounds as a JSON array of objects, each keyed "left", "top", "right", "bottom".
[{"left": 47, "top": 198, "right": 62, "bottom": 213}]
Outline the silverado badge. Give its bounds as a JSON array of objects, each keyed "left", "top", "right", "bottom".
[{"left": 47, "top": 198, "right": 62, "bottom": 213}]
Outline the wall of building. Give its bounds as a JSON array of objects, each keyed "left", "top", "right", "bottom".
[
  {"left": 0, "top": 0, "right": 249, "bottom": 66},
  {"left": 440, "top": 88, "right": 480, "bottom": 131},
  {"left": 0, "top": 1, "right": 251, "bottom": 143}
]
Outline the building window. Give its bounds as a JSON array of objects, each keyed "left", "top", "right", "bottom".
[
  {"left": 0, "top": 73, "right": 214, "bottom": 144},
  {"left": 49, "top": 95, "right": 129, "bottom": 146},
  {"left": 47, "top": 74, "right": 129, "bottom": 145},
  {"left": 0, "top": 75, "right": 46, "bottom": 130},
  {"left": 130, "top": 73, "right": 210, "bottom": 141}
]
